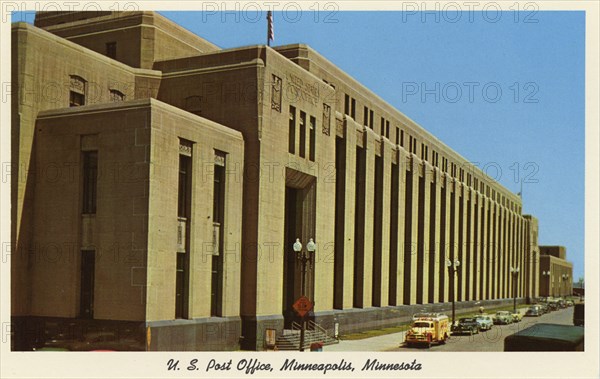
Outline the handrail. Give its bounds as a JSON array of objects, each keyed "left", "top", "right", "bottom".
[{"left": 308, "top": 320, "right": 335, "bottom": 340}]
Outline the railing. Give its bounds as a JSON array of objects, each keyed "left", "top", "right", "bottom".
[{"left": 308, "top": 320, "right": 326, "bottom": 334}]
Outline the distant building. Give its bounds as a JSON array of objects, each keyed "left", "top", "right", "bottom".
[
  {"left": 538, "top": 246, "right": 573, "bottom": 297},
  {"left": 12, "top": 11, "right": 546, "bottom": 351}
]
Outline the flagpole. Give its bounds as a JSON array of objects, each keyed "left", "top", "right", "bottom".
[{"left": 267, "top": 11, "right": 274, "bottom": 47}]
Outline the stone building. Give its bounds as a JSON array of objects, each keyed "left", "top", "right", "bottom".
[
  {"left": 12, "top": 11, "right": 542, "bottom": 351},
  {"left": 538, "top": 246, "right": 573, "bottom": 298}
]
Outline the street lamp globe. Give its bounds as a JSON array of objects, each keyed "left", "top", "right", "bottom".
[
  {"left": 306, "top": 238, "right": 316, "bottom": 253},
  {"left": 293, "top": 238, "right": 302, "bottom": 253},
  {"left": 454, "top": 259, "right": 460, "bottom": 267},
  {"left": 445, "top": 259, "right": 452, "bottom": 268}
]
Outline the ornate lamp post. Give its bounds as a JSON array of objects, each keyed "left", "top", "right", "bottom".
[
  {"left": 293, "top": 238, "right": 315, "bottom": 351},
  {"left": 445, "top": 258, "right": 460, "bottom": 326},
  {"left": 510, "top": 266, "right": 520, "bottom": 313},
  {"left": 561, "top": 274, "right": 569, "bottom": 298}
]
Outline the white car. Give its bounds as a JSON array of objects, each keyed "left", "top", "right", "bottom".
[{"left": 475, "top": 315, "right": 494, "bottom": 331}]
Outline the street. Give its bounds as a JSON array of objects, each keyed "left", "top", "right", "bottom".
[
  {"left": 325, "top": 307, "right": 576, "bottom": 352},
  {"left": 390, "top": 307, "right": 575, "bottom": 352}
]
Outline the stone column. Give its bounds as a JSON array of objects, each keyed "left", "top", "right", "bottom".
[
  {"left": 458, "top": 183, "right": 467, "bottom": 301},
  {"left": 378, "top": 139, "right": 393, "bottom": 306},
  {"left": 481, "top": 195, "right": 489, "bottom": 300},
  {"left": 341, "top": 118, "right": 357, "bottom": 308},
  {"left": 394, "top": 148, "right": 409, "bottom": 305},
  {"left": 418, "top": 161, "right": 432, "bottom": 304},
  {"left": 440, "top": 174, "right": 451, "bottom": 303},
  {"left": 405, "top": 153, "right": 420, "bottom": 305},
  {"left": 360, "top": 129, "right": 377, "bottom": 307},
  {"left": 431, "top": 168, "right": 442, "bottom": 303},
  {"left": 466, "top": 187, "right": 475, "bottom": 301}
]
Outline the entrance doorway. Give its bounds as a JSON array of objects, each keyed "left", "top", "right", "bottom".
[{"left": 282, "top": 169, "right": 316, "bottom": 328}]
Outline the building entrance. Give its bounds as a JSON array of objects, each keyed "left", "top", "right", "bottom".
[{"left": 282, "top": 169, "right": 316, "bottom": 329}]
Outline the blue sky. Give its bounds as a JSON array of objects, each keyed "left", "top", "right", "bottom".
[
  {"left": 13, "top": 10, "right": 585, "bottom": 281},
  {"left": 157, "top": 10, "right": 585, "bottom": 281}
]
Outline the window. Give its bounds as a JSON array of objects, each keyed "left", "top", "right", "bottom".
[
  {"left": 82, "top": 151, "right": 98, "bottom": 214},
  {"left": 395, "top": 127, "right": 400, "bottom": 145},
  {"left": 178, "top": 155, "right": 191, "bottom": 218},
  {"left": 176, "top": 142, "right": 193, "bottom": 319},
  {"left": 381, "top": 117, "right": 385, "bottom": 135},
  {"left": 70, "top": 75, "right": 86, "bottom": 107},
  {"left": 106, "top": 41, "right": 116, "bottom": 59},
  {"left": 363, "top": 106, "right": 369, "bottom": 127},
  {"left": 289, "top": 106, "right": 296, "bottom": 154},
  {"left": 386, "top": 120, "right": 390, "bottom": 139},
  {"left": 344, "top": 94, "right": 350, "bottom": 115},
  {"left": 109, "top": 89, "right": 125, "bottom": 102},
  {"left": 309, "top": 116, "right": 316, "bottom": 161},
  {"left": 351, "top": 98, "right": 356, "bottom": 120},
  {"left": 185, "top": 95, "right": 202, "bottom": 115},
  {"left": 400, "top": 130, "right": 404, "bottom": 147},
  {"left": 299, "top": 111, "right": 307, "bottom": 158},
  {"left": 211, "top": 151, "right": 226, "bottom": 317}
]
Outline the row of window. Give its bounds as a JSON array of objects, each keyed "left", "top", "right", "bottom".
[
  {"left": 288, "top": 106, "right": 316, "bottom": 161},
  {"left": 69, "top": 75, "right": 126, "bottom": 107},
  {"left": 343, "top": 92, "right": 521, "bottom": 213}
]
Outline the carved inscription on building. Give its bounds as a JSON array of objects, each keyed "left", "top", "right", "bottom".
[{"left": 286, "top": 73, "right": 319, "bottom": 106}]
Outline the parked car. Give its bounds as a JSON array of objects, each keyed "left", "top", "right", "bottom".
[
  {"left": 566, "top": 300, "right": 574, "bottom": 307},
  {"left": 525, "top": 307, "right": 541, "bottom": 317},
  {"left": 475, "top": 315, "right": 494, "bottom": 331},
  {"left": 511, "top": 310, "right": 523, "bottom": 322},
  {"left": 452, "top": 317, "right": 480, "bottom": 335},
  {"left": 494, "top": 311, "right": 514, "bottom": 325},
  {"left": 547, "top": 302, "right": 559, "bottom": 311}
]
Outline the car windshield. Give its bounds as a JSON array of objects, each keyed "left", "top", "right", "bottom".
[
  {"left": 414, "top": 322, "right": 431, "bottom": 328},
  {"left": 460, "top": 318, "right": 474, "bottom": 323}
]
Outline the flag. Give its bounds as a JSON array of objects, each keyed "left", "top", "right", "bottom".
[{"left": 267, "top": 11, "right": 274, "bottom": 46}]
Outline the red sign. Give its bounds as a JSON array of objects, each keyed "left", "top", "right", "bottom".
[{"left": 292, "top": 296, "right": 313, "bottom": 317}]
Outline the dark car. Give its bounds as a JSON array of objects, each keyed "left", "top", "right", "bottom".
[
  {"left": 451, "top": 317, "right": 480, "bottom": 335},
  {"left": 538, "top": 303, "right": 550, "bottom": 314},
  {"left": 547, "top": 302, "right": 559, "bottom": 311},
  {"left": 525, "top": 307, "right": 541, "bottom": 317},
  {"left": 504, "top": 323, "right": 584, "bottom": 351}
]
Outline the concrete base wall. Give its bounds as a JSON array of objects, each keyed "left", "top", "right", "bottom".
[
  {"left": 147, "top": 317, "right": 241, "bottom": 351},
  {"left": 11, "top": 316, "right": 146, "bottom": 351}
]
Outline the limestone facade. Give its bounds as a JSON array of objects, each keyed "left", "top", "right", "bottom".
[{"left": 12, "top": 12, "right": 544, "bottom": 351}]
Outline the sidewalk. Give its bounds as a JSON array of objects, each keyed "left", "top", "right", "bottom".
[{"left": 324, "top": 330, "right": 407, "bottom": 352}]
